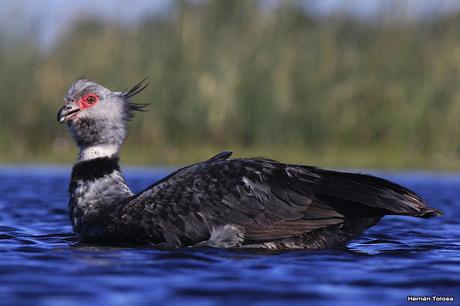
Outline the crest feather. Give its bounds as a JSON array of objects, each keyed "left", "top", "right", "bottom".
[
  {"left": 121, "top": 77, "right": 149, "bottom": 99},
  {"left": 120, "top": 78, "right": 150, "bottom": 119}
]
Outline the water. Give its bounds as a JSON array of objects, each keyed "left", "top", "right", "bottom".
[{"left": 0, "top": 166, "right": 458, "bottom": 306}]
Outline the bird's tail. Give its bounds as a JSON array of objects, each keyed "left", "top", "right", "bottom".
[{"left": 297, "top": 166, "right": 443, "bottom": 219}]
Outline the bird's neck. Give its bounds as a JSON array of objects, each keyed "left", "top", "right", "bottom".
[
  {"left": 69, "top": 155, "right": 133, "bottom": 237},
  {"left": 78, "top": 144, "right": 120, "bottom": 162}
]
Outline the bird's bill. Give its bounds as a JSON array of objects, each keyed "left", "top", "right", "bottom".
[{"left": 57, "top": 105, "right": 81, "bottom": 123}]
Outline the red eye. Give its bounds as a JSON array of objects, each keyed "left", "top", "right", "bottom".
[
  {"left": 86, "top": 95, "right": 96, "bottom": 104},
  {"left": 78, "top": 93, "right": 99, "bottom": 109}
]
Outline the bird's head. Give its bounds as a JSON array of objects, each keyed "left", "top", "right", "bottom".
[{"left": 57, "top": 77, "right": 148, "bottom": 160}]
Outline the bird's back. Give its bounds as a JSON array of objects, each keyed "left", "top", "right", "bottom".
[{"left": 111, "top": 153, "right": 441, "bottom": 249}]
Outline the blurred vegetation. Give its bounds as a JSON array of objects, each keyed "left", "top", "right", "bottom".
[{"left": 3, "top": 0, "right": 460, "bottom": 169}]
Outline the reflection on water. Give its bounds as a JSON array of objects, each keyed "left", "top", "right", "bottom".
[{"left": 0, "top": 166, "right": 458, "bottom": 306}]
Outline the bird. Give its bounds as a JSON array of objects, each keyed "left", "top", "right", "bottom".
[{"left": 57, "top": 77, "right": 442, "bottom": 250}]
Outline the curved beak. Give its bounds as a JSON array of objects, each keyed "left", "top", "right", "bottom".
[{"left": 57, "top": 105, "right": 81, "bottom": 124}]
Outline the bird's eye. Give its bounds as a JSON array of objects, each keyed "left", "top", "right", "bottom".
[{"left": 86, "top": 96, "right": 96, "bottom": 104}]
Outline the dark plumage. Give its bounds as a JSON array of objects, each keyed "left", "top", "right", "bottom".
[
  {"left": 57, "top": 78, "right": 442, "bottom": 250},
  {"left": 121, "top": 78, "right": 150, "bottom": 119},
  {"left": 69, "top": 156, "right": 120, "bottom": 192}
]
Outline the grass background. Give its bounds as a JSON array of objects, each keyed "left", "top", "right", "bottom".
[{"left": 3, "top": 1, "right": 460, "bottom": 169}]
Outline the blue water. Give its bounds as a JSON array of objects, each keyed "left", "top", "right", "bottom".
[{"left": 0, "top": 166, "right": 458, "bottom": 306}]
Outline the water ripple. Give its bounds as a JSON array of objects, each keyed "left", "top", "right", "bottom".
[{"left": 0, "top": 167, "right": 458, "bottom": 306}]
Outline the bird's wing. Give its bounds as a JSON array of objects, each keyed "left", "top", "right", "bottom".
[{"left": 119, "top": 153, "right": 440, "bottom": 245}]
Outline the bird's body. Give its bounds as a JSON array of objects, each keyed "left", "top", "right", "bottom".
[{"left": 58, "top": 78, "right": 441, "bottom": 249}]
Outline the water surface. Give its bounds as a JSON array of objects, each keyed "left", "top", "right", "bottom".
[{"left": 0, "top": 166, "right": 458, "bottom": 306}]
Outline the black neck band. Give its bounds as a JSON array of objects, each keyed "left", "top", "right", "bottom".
[{"left": 69, "top": 156, "right": 120, "bottom": 192}]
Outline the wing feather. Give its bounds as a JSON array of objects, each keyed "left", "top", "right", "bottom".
[{"left": 123, "top": 153, "right": 439, "bottom": 246}]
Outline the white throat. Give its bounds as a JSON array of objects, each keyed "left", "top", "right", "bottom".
[{"left": 78, "top": 144, "right": 119, "bottom": 161}]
